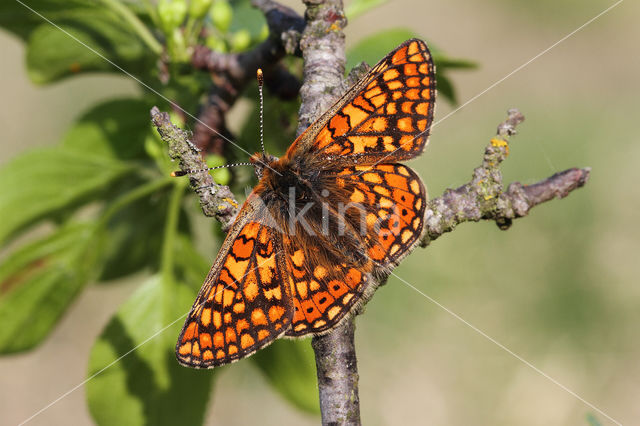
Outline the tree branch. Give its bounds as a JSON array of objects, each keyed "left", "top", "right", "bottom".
[{"left": 190, "top": 0, "right": 305, "bottom": 153}]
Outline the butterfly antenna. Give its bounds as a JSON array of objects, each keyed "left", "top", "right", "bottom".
[
  {"left": 257, "top": 68, "right": 266, "bottom": 155},
  {"left": 171, "top": 162, "right": 253, "bottom": 177}
]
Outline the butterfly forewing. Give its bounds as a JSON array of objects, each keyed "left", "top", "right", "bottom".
[
  {"left": 285, "top": 38, "right": 435, "bottom": 166},
  {"left": 176, "top": 197, "right": 293, "bottom": 368}
]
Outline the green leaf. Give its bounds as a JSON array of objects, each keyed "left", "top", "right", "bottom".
[
  {"left": 345, "top": 0, "right": 388, "bottom": 20},
  {"left": 87, "top": 276, "right": 214, "bottom": 426},
  {"left": 251, "top": 339, "right": 320, "bottom": 414},
  {"left": 436, "top": 73, "right": 457, "bottom": 105},
  {"left": 62, "top": 98, "right": 153, "bottom": 161},
  {"left": 0, "top": 148, "right": 131, "bottom": 244},
  {"left": 0, "top": 0, "right": 96, "bottom": 41},
  {"left": 0, "top": 222, "right": 103, "bottom": 353},
  {"left": 24, "top": 8, "right": 154, "bottom": 84}
]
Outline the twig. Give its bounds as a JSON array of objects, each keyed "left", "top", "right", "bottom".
[
  {"left": 190, "top": 0, "right": 305, "bottom": 153},
  {"left": 150, "top": 107, "right": 239, "bottom": 230}
]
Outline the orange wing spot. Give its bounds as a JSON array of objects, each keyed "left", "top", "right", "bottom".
[
  {"left": 224, "top": 256, "right": 249, "bottom": 282},
  {"left": 401, "top": 229, "right": 414, "bottom": 244},
  {"left": 301, "top": 299, "right": 321, "bottom": 322},
  {"left": 224, "top": 312, "right": 232, "bottom": 323},
  {"left": 416, "top": 102, "right": 429, "bottom": 116},
  {"left": 409, "top": 53, "right": 424, "bottom": 62},
  {"left": 309, "top": 280, "right": 321, "bottom": 291},
  {"left": 406, "top": 77, "right": 420, "bottom": 87},
  {"left": 258, "top": 329, "right": 270, "bottom": 341},
  {"left": 363, "top": 172, "right": 383, "bottom": 184},
  {"left": 328, "top": 280, "right": 349, "bottom": 298},
  {"left": 312, "top": 291, "right": 335, "bottom": 312},
  {"left": 315, "top": 127, "right": 333, "bottom": 149},
  {"left": 228, "top": 345, "right": 238, "bottom": 355},
  {"left": 415, "top": 198, "right": 423, "bottom": 210},
  {"left": 408, "top": 41, "right": 420, "bottom": 55},
  {"left": 379, "top": 197, "right": 394, "bottom": 209},
  {"left": 399, "top": 135, "right": 415, "bottom": 151},
  {"left": 369, "top": 244, "right": 386, "bottom": 261},
  {"left": 390, "top": 244, "right": 401, "bottom": 256},
  {"left": 201, "top": 308, "right": 211, "bottom": 327},
  {"left": 383, "top": 68, "right": 400, "bottom": 81},
  {"left": 213, "top": 331, "right": 224, "bottom": 348},
  {"left": 353, "top": 95, "right": 374, "bottom": 112},
  {"left": 258, "top": 261, "right": 275, "bottom": 285},
  {"left": 349, "top": 136, "right": 379, "bottom": 154},
  {"left": 269, "top": 305, "right": 286, "bottom": 322},
  {"left": 183, "top": 322, "right": 198, "bottom": 341},
  {"left": 293, "top": 323, "right": 306, "bottom": 332},
  {"left": 378, "top": 164, "right": 395, "bottom": 172},
  {"left": 392, "top": 91, "right": 402, "bottom": 100},
  {"left": 291, "top": 250, "right": 304, "bottom": 267},
  {"left": 386, "top": 173, "right": 410, "bottom": 190},
  {"left": 327, "top": 306, "right": 342, "bottom": 320},
  {"left": 345, "top": 268, "right": 363, "bottom": 288},
  {"left": 417, "top": 119, "right": 427, "bottom": 131},
  {"left": 240, "top": 334, "right": 255, "bottom": 349},
  {"left": 203, "top": 350, "right": 214, "bottom": 361},
  {"left": 225, "top": 327, "right": 237, "bottom": 343},
  {"left": 397, "top": 117, "right": 414, "bottom": 132},
  {"left": 386, "top": 102, "right": 397, "bottom": 114},
  {"left": 361, "top": 116, "right": 388, "bottom": 132},
  {"left": 404, "top": 63, "right": 418, "bottom": 75},
  {"left": 401, "top": 101, "right": 414, "bottom": 114},
  {"left": 365, "top": 86, "right": 382, "bottom": 99},
  {"left": 397, "top": 166, "right": 410, "bottom": 176},
  {"left": 216, "top": 349, "right": 226, "bottom": 359},
  {"left": 343, "top": 104, "right": 369, "bottom": 128},
  {"left": 213, "top": 311, "right": 222, "bottom": 329},
  {"left": 314, "top": 265, "right": 328, "bottom": 279},
  {"left": 374, "top": 185, "right": 391, "bottom": 197},
  {"left": 200, "top": 333, "right": 213, "bottom": 349},
  {"left": 410, "top": 179, "right": 421, "bottom": 194},
  {"left": 412, "top": 217, "right": 421, "bottom": 230},
  {"left": 223, "top": 289, "right": 235, "bottom": 307},
  {"left": 296, "top": 280, "right": 308, "bottom": 299},
  {"left": 392, "top": 47, "right": 408, "bottom": 64},
  {"left": 366, "top": 212, "right": 378, "bottom": 227},
  {"left": 369, "top": 93, "right": 387, "bottom": 108},
  {"left": 350, "top": 188, "right": 366, "bottom": 203},
  {"left": 342, "top": 293, "right": 354, "bottom": 305},
  {"left": 313, "top": 320, "right": 327, "bottom": 328},
  {"left": 292, "top": 299, "right": 305, "bottom": 322},
  {"left": 406, "top": 88, "right": 420, "bottom": 100},
  {"left": 251, "top": 308, "right": 268, "bottom": 326},
  {"left": 213, "top": 280, "right": 226, "bottom": 302},
  {"left": 421, "top": 76, "right": 431, "bottom": 86},
  {"left": 178, "top": 342, "right": 192, "bottom": 355},
  {"left": 233, "top": 301, "right": 245, "bottom": 314},
  {"left": 330, "top": 114, "right": 350, "bottom": 137},
  {"left": 236, "top": 318, "right": 250, "bottom": 334},
  {"left": 421, "top": 89, "right": 431, "bottom": 99},
  {"left": 387, "top": 80, "right": 403, "bottom": 90},
  {"left": 264, "top": 286, "right": 282, "bottom": 300},
  {"left": 243, "top": 279, "right": 259, "bottom": 302},
  {"left": 232, "top": 237, "right": 254, "bottom": 259}
]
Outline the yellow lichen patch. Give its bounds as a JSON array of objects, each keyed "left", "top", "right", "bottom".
[{"left": 490, "top": 138, "right": 509, "bottom": 155}]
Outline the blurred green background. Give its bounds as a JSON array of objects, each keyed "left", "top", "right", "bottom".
[{"left": 1, "top": 0, "right": 639, "bottom": 425}]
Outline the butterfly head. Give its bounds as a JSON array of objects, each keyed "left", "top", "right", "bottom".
[{"left": 249, "top": 152, "right": 279, "bottom": 179}]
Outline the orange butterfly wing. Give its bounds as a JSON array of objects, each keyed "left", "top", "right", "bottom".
[
  {"left": 285, "top": 38, "right": 435, "bottom": 166},
  {"left": 176, "top": 193, "right": 293, "bottom": 368}
]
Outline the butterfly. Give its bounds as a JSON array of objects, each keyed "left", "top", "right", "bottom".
[{"left": 176, "top": 39, "right": 435, "bottom": 368}]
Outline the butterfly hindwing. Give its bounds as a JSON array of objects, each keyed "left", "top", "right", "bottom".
[
  {"left": 176, "top": 195, "right": 293, "bottom": 368},
  {"left": 285, "top": 38, "right": 435, "bottom": 166}
]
